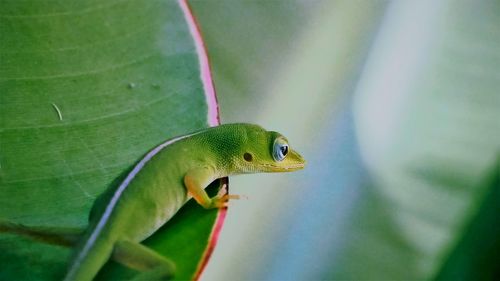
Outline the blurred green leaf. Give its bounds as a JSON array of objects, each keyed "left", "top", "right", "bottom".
[
  {"left": 187, "top": 0, "right": 500, "bottom": 280},
  {"left": 435, "top": 160, "right": 500, "bottom": 280},
  {"left": 0, "top": 0, "right": 222, "bottom": 280},
  {"left": 190, "top": 0, "right": 319, "bottom": 122},
  {"left": 346, "top": 1, "right": 500, "bottom": 279}
]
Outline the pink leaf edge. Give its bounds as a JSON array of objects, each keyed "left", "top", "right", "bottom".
[
  {"left": 179, "top": 0, "right": 219, "bottom": 128},
  {"left": 178, "top": 0, "right": 227, "bottom": 280}
]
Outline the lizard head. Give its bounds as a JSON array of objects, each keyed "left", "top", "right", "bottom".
[{"left": 233, "top": 124, "right": 306, "bottom": 173}]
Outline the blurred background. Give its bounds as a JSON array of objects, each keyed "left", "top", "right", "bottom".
[{"left": 190, "top": 0, "right": 500, "bottom": 280}]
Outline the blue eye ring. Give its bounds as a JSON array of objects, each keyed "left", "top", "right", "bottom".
[{"left": 272, "top": 138, "right": 289, "bottom": 162}]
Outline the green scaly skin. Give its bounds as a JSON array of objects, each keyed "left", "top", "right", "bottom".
[{"left": 0, "top": 123, "right": 306, "bottom": 281}]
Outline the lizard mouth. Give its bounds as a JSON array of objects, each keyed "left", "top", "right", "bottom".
[{"left": 258, "top": 163, "right": 305, "bottom": 172}]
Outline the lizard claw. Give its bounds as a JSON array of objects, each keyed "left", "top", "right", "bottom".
[
  {"left": 217, "top": 184, "right": 228, "bottom": 197},
  {"left": 211, "top": 187, "right": 241, "bottom": 208}
]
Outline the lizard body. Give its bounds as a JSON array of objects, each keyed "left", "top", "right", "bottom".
[{"left": 0, "top": 123, "right": 305, "bottom": 281}]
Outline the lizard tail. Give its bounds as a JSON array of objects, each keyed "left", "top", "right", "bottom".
[
  {"left": 0, "top": 219, "right": 83, "bottom": 247},
  {"left": 63, "top": 232, "right": 115, "bottom": 281}
]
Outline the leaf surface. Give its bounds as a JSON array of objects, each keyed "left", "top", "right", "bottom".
[{"left": 0, "top": 0, "right": 223, "bottom": 280}]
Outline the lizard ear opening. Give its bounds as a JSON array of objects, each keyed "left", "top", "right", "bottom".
[{"left": 243, "top": 152, "right": 253, "bottom": 162}]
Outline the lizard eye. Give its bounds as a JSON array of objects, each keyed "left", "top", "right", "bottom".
[{"left": 272, "top": 138, "right": 289, "bottom": 162}]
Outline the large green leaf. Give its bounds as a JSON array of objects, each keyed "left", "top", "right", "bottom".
[{"left": 0, "top": 0, "right": 224, "bottom": 280}]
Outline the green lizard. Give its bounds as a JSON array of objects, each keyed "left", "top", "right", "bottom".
[{"left": 0, "top": 123, "right": 305, "bottom": 281}]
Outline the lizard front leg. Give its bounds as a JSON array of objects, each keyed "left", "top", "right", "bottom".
[{"left": 184, "top": 167, "right": 239, "bottom": 209}]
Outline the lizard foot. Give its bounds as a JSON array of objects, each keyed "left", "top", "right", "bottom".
[{"left": 211, "top": 185, "right": 241, "bottom": 208}]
